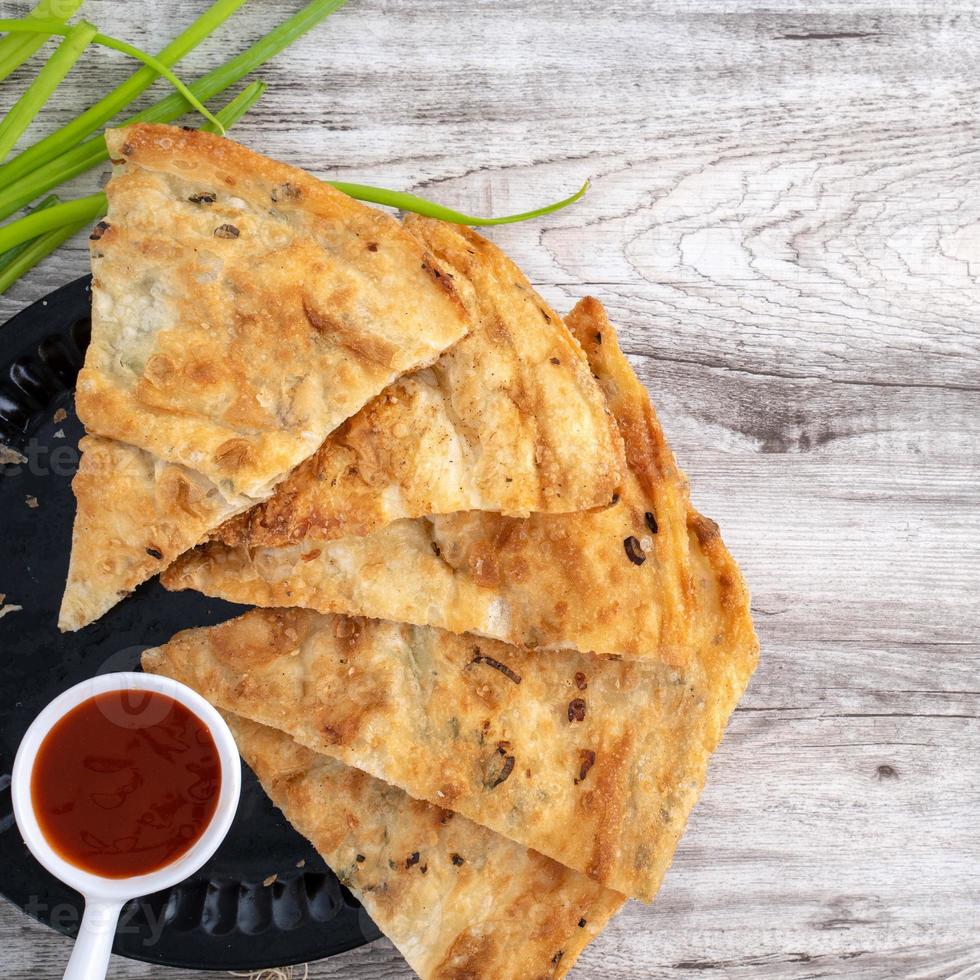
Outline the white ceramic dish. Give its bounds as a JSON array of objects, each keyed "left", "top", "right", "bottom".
[{"left": 11, "top": 671, "right": 241, "bottom": 980}]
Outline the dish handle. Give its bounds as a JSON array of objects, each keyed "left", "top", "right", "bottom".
[{"left": 62, "top": 898, "right": 122, "bottom": 980}]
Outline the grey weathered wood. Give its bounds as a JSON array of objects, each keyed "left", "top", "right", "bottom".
[{"left": 1, "top": 0, "right": 979, "bottom": 976}]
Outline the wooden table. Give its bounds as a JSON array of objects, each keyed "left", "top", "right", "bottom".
[{"left": 2, "top": 0, "right": 978, "bottom": 976}]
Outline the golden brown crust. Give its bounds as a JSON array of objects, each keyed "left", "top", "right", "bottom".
[
  {"left": 63, "top": 124, "right": 471, "bottom": 630},
  {"left": 145, "top": 524, "right": 756, "bottom": 903},
  {"left": 59, "top": 435, "right": 251, "bottom": 631},
  {"left": 82, "top": 125, "right": 469, "bottom": 497},
  {"left": 163, "top": 299, "right": 702, "bottom": 665},
  {"left": 147, "top": 314, "right": 760, "bottom": 900},
  {"left": 152, "top": 299, "right": 758, "bottom": 899},
  {"left": 215, "top": 217, "right": 625, "bottom": 548},
  {"left": 189, "top": 713, "right": 625, "bottom": 979}
]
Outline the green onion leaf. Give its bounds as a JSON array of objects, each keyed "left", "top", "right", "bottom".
[
  {"left": 0, "top": 20, "right": 97, "bottom": 161},
  {"left": 122, "top": 0, "right": 350, "bottom": 126},
  {"left": 0, "top": 135, "right": 107, "bottom": 222},
  {"left": 89, "top": 31, "right": 225, "bottom": 133},
  {"left": 0, "top": 19, "right": 223, "bottom": 131},
  {"left": 0, "top": 192, "right": 59, "bottom": 276},
  {"left": 201, "top": 79, "right": 266, "bottom": 133},
  {"left": 328, "top": 179, "right": 591, "bottom": 226},
  {"left": 0, "top": 192, "right": 104, "bottom": 255},
  {"left": 0, "top": 172, "right": 587, "bottom": 260},
  {"left": 0, "top": 0, "right": 83, "bottom": 84},
  {"left": 0, "top": 213, "right": 87, "bottom": 294},
  {"left": 0, "top": 0, "right": 247, "bottom": 187}
]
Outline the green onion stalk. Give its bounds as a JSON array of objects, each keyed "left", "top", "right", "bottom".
[
  {"left": 0, "top": 0, "right": 246, "bottom": 186},
  {"left": 0, "top": 19, "right": 225, "bottom": 131},
  {"left": 0, "top": 0, "right": 247, "bottom": 187},
  {"left": 0, "top": 192, "right": 59, "bottom": 276},
  {"left": 0, "top": 0, "right": 83, "bottom": 84},
  {"left": 0, "top": 171, "right": 589, "bottom": 258},
  {"left": 0, "top": 0, "right": 589, "bottom": 290},
  {"left": 0, "top": 20, "right": 98, "bottom": 161},
  {"left": 330, "top": 179, "right": 590, "bottom": 227},
  {"left": 0, "top": 210, "right": 86, "bottom": 293}
]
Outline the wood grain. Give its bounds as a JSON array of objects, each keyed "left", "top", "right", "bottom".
[{"left": 1, "top": 0, "right": 978, "bottom": 976}]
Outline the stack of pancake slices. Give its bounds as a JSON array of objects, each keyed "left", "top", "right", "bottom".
[{"left": 61, "top": 122, "right": 759, "bottom": 979}]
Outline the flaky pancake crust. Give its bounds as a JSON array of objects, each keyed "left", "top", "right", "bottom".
[
  {"left": 164, "top": 299, "right": 713, "bottom": 665},
  {"left": 61, "top": 124, "right": 471, "bottom": 630},
  {"left": 59, "top": 434, "right": 250, "bottom": 631},
  {"left": 215, "top": 217, "right": 625, "bottom": 548},
  {"left": 145, "top": 504, "right": 756, "bottom": 902},
  {"left": 169, "top": 712, "right": 624, "bottom": 980},
  {"left": 149, "top": 299, "right": 758, "bottom": 897}
]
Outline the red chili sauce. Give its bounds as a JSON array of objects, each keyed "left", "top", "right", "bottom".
[{"left": 30, "top": 690, "right": 221, "bottom": 878}]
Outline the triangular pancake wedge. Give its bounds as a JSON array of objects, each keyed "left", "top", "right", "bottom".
[
  {"left": 164, "top": 298, "right": 701, "bottom": 666},
  {"left": 60, "top": 123, "right": 470, "bottom": 631},
  {"left": 199, "top": 713, "right": 625, "bottom": 979},
  {"left": 144, "top": 482, "right": 757, "bottom": 902},
  {"left": 80, "top": 125, "right": 471, "bottom": 494},
  {"left": 60, "top": 435, "right": 240, "bottom": 630},
  {"left": 215, "top": 216, "right": 625, "bottom": 549}
]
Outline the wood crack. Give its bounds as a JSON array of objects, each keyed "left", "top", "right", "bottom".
[
  {"left": 625, "top": 349, "right": 980, "bottom": 393},
  {"left": 777, "top": 32, "right": 883, "bottom": 42}
]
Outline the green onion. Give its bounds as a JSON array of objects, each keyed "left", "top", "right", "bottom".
[
  {"left": 91, "top": 32, "right": 225, "bottom": 133},
  {"left": 0, "top": 172, "right": 587, "bottom": 259},
  {"left": 0, "top": 80, "right": 267, "bottom": 254},
  {"left": 0, "top": 0, "right": 246, "bottom": 188},
  {"left": 0, "top": 212, "right": 87, "bottom": 294},
  {"left": 0, "top": 135, "right": 107, "bottom": 222},
  {"left": 0, "top": 175, "right": 586, "bottom": 292},
  {"left": 0, "top": 0, "right": 350, "bottom": 221},
  {"left": 0, "top": 82, "right": 266, "bottom": 294},
  {"left": 0, "top": 192, "right": 104, "bottom": 255},
  {"left": 0, "top": 19, "right": 224, "bottom": 131},
  {"left": 200, "top": 79, "right": 266, "bottom": 133},
  {"left": 0, "top": 21, "right": 97, "bottom": 161},
  {"left": 0, "top": 192, "right": 59, "bottom": 275},
  {"left": 0, "top": 0, "right": 83, "bottom": 84},
  {"left": 329, "top": 179, "right": 591, "bottom": 226},
  {"left": 123, "top": 0, "right": 350, "bottom": 126}
]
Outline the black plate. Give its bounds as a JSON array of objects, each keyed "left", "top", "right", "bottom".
[{"left": 0, "top": 276, "right": 381, "bottom": 970}]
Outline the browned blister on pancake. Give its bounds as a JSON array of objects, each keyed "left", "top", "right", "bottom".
[
  {"left": 216, "top": 217, "right": 625, "bottom": 549},
  {"left": 60, "top": 124, "right": 471, "bottom": 631},
  {"left": 186, "top": 712, "right": 624, "bottom": 979},
  {"left": 164, "top": 299, "right": 699, "bottom": 666}
]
